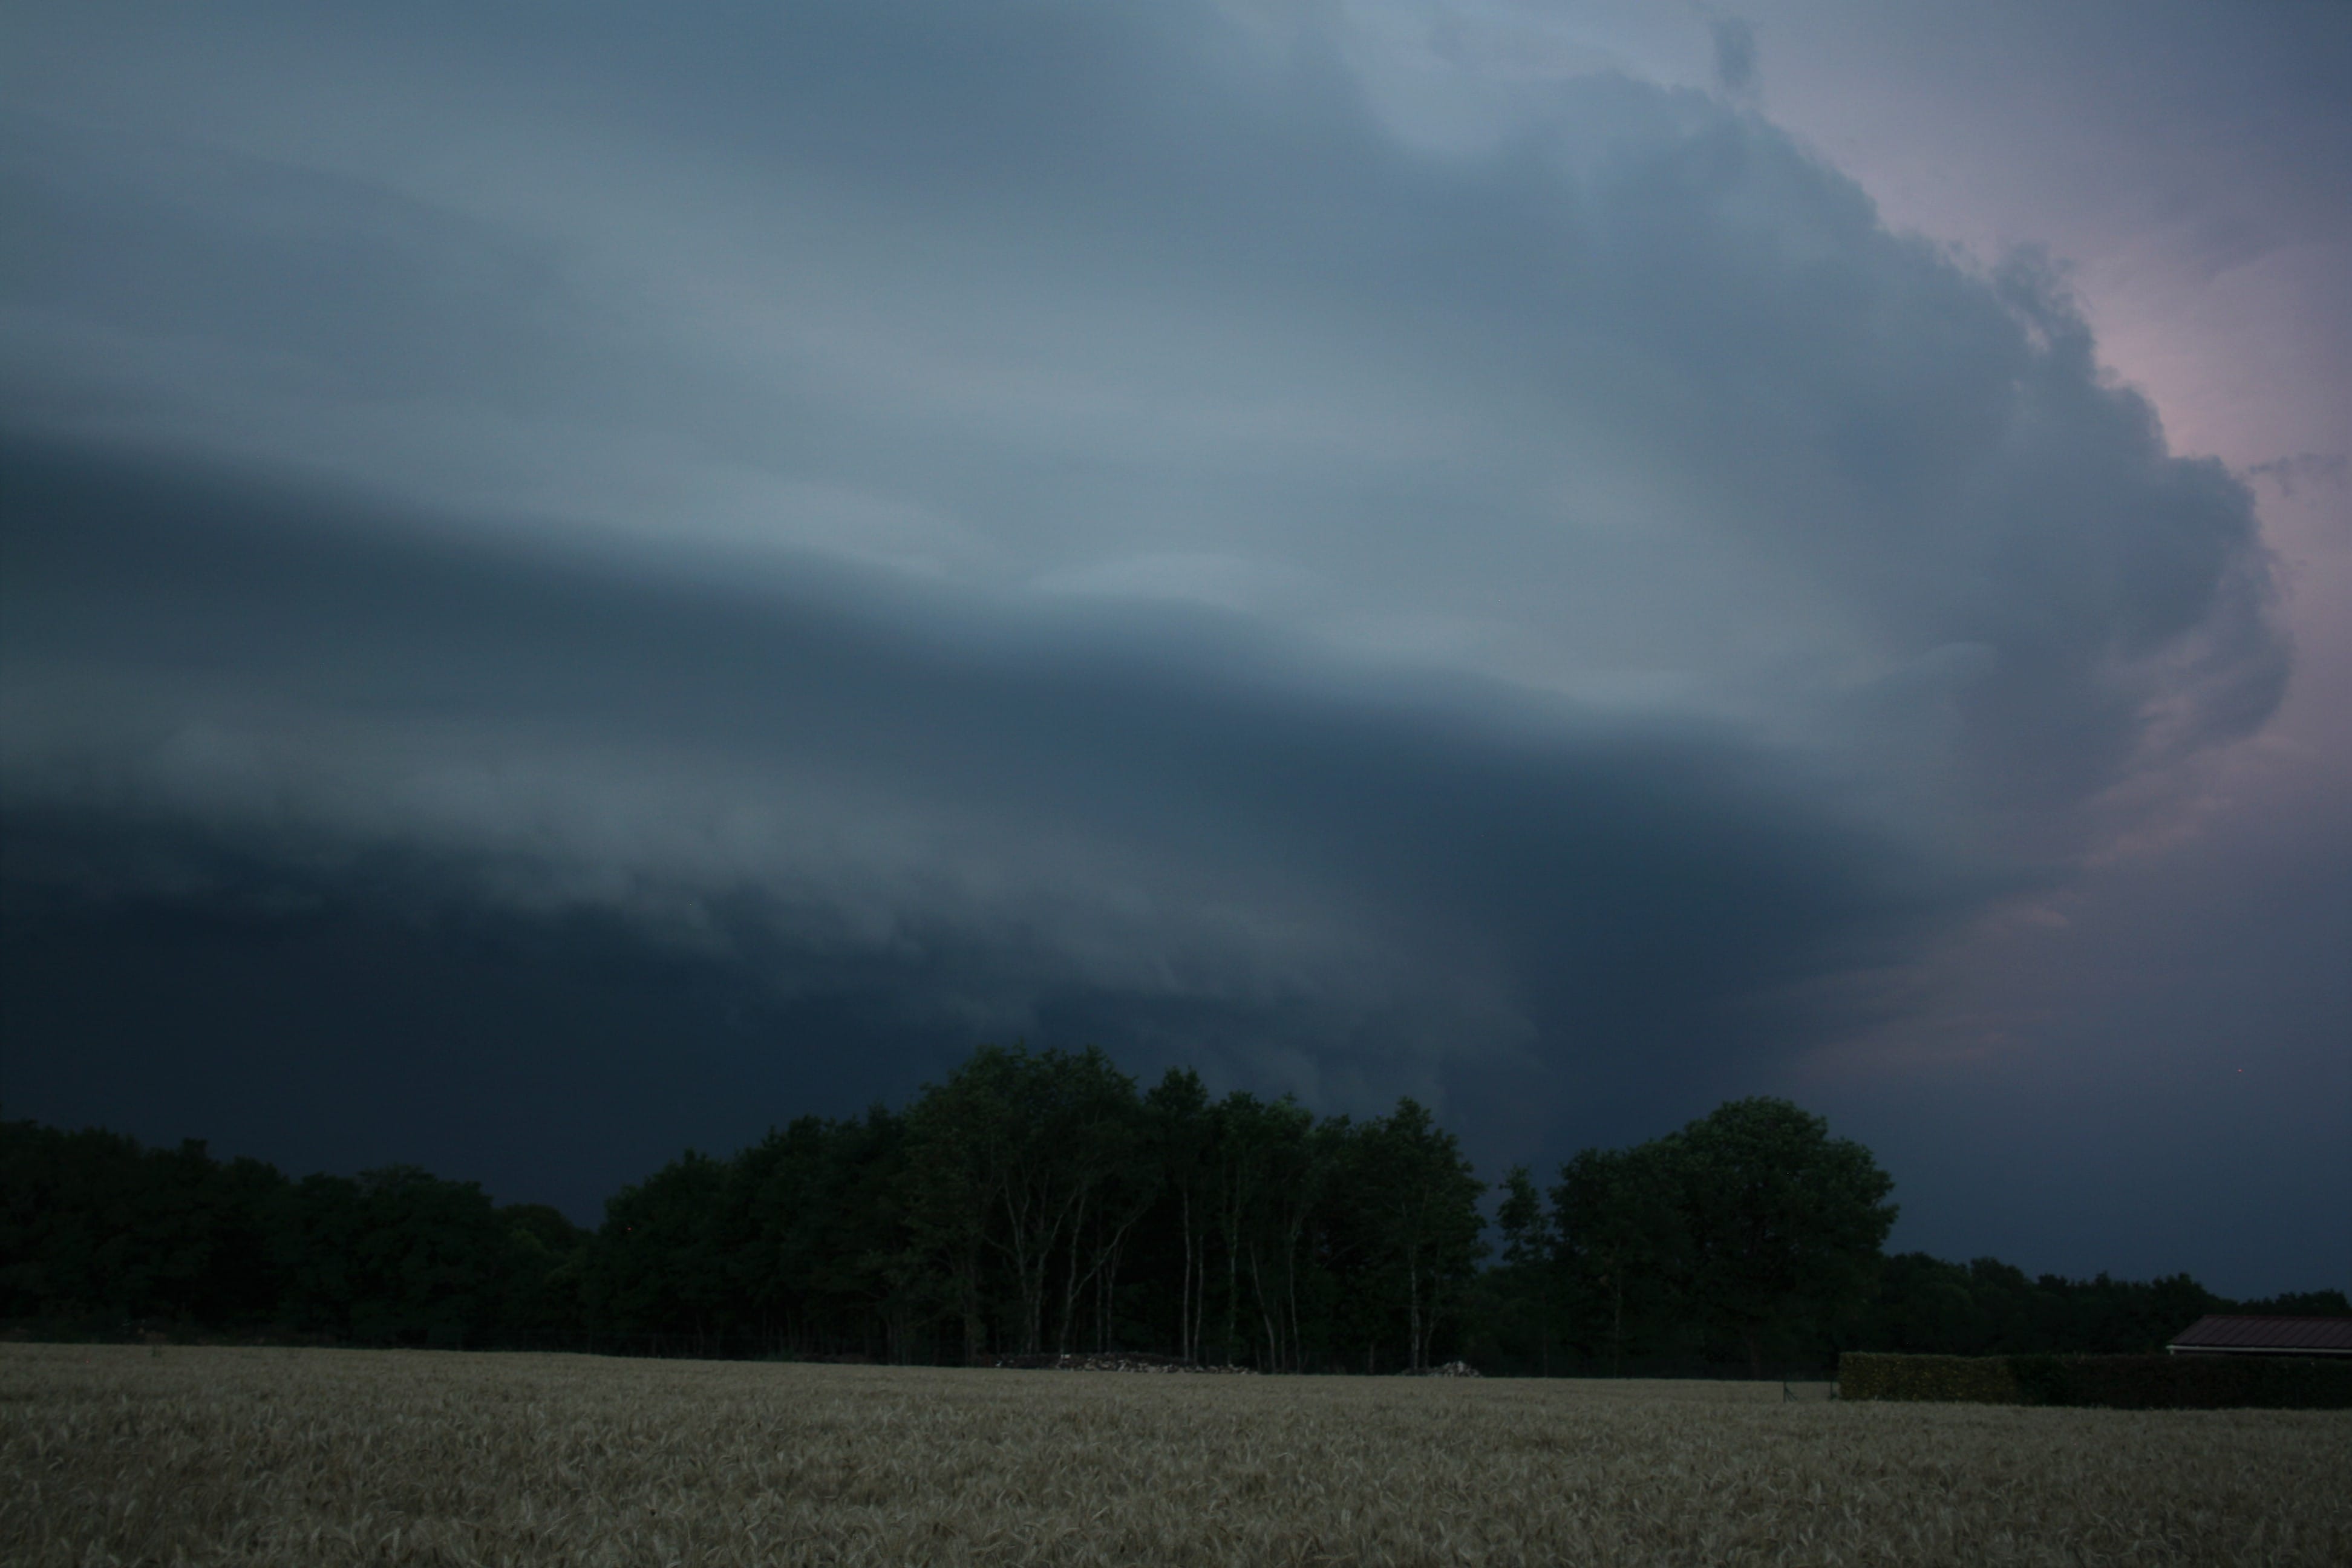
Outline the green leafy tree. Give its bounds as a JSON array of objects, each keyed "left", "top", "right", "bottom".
[
  {"left": 1351, "top": 1099, "right": 1487, "bottom": 1370},
  {"left": 590, "top": 1151, "right": 731, "bottom": 1350},
  {"left": 342, "top": 1165, "right": 517, "bottom": 1349},
  {"left": 1201, "top": 1091, "right": 1324, "bottom": 1368},
  {"left": 1487, "top": 1163, "right": 1558, "bottom": 1374},
  {"left": 497, "top": 1201, "right": 589, "bottom": 1345},
  {"left": 1663, "top": 1098, "right": 1896, "bottom": 1376},
  {"left": 900, "top": 1044, "right": 1143, "bottom": 1358},
  {"left": 1552, "top": 1141, "right": 1684, "bottom": 1371},
  {"left": 722, "top": 1108, "right": 910, "bottom": 1359},
  {"left": 1143, "top": 1068, "right": 1215, "bottom": 1364}
]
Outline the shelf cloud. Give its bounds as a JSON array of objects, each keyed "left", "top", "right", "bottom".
[{"left": 0, "top": 2, "right": 2321, "bottom": 1267}]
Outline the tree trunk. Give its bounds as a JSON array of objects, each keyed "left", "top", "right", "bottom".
[
  {"left": 1537, "top": 1277, "right": 1552, "bottom": 1377},
  {"left": 1408, "top": 1253, "right": 1425, "bottom": 1371},
  {"left": 1193, "top": 1226, "right": 1210, "bottom": 1363},
  {"left": 1178, "top": 1187, "right": 1193, "bottom": 1363},
  {"left": 1285, "top": 1248, "right": 1303, "bottom": 1376},
  {"left": 1223, "top": 1205, "right": 1242, "bottom": 1363},
  {"left": 1247, "top": 1243, "right": 1280, "bottom": 1371},
  {"left": 959, "top": 1255, "right": 984, "bottom": 1366},
  {"left": 1054, "top": 1187, "right": 1089, "bottom": 1356}
]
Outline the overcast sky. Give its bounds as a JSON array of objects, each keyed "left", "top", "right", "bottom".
[{"left": 3, "top": 1, "right": 2344, "bottom": 1296}]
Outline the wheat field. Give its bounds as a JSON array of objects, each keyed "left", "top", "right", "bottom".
[{"left": 4, "top": 1344, "right": 2345, "bottom": 1566}]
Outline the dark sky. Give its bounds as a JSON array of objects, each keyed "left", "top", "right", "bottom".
[{"left": 3, "top": 1, "right": 2345, "bottom": 1296}]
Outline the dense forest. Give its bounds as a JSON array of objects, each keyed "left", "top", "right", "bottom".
[{"left": 4, "top": 1045, "right": 2342, "bottom": 1373}]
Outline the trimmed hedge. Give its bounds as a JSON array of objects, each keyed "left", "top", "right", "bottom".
[
  {"left": 1839, "top": 1353, "right": 2019, "bottom": 1404},
  {"left": 1840, "top": 1352, "right": 2352, "bottom": 1409}
]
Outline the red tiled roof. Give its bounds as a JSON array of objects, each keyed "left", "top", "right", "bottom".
[{"left": 2167, "top": 1315, "right": 2352, "bottom": 1355}]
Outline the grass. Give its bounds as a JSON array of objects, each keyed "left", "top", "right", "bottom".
[{"left": 5, "top": 1343, "right": 2347, "bottom": 1565}]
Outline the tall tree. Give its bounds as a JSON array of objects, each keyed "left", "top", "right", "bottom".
[
  {"left": 900, "top": 1044, "right": 1142, "bottom": 1357},
  {"left": 1202, "top": 1091, "right": 1319, "bottom": 1367},
  {"left": 590, "top": 1151, "right": 731, "bottom": 1351},
  {"left": 1662, "top": 1097, "right": 1896, "bottom": 1377},
  {"left": 1353, "top": 1099, "right": 1488, "bottom": 1371},
  {"left": 1553, "top": 1141, "right": 1684, "bottom": 1373},
  {"left": 1143, "top": 1068, "right": 1214, "bottom": 1364},
  {"left": 1491, "top": 1163, "right": 1557, "bottom": 1374}
]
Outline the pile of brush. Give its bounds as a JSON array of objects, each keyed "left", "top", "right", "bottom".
[
  {"left": 1408, "top": 1361, "right": 1483, "bottom": 1377},
  {"left": 987, "top": 1351, "right": 1258, "bottom": 1373}
]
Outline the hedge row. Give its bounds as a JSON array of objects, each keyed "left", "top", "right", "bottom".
[
  {"left": 1839, "top": 1353, "right": 2019, "bottom": 1404},
  {"left": 1839, "top": 1352, "right": 2352, "bottom": 1409}
]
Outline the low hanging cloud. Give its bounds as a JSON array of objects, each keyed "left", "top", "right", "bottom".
[
  {"left": 0, "top": 0, "right": 2289, "bottom": 1137},
  {"left": 3, "top": 438, "right": 1967, "bottom": 1118}
]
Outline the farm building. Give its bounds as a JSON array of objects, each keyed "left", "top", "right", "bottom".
[{"left": 2166, "top": 1315, "right": 2352, "bottom": 1357}]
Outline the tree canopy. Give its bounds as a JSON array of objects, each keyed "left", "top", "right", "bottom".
[{"left": 6, "top": 1061, "right": 2330, "bottom": 1370}]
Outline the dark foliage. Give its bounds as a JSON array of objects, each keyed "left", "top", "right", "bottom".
[
  {"left": 0, "top": 1122, "right": 584, "bottom": 1348},
  {"left": 1462, "top": 1102, "right": 2335, "bottom": 1376},
  {"left": 1, "top": 1047, "right": 1487, "bottom": 1368},
  {"left": 1848, "top": 1252, "right": 2235, "bottom": 1357},
  {"left": 1841, "top": 1351, "right": 2352, "bottom": 1410},
  {"left": 4, "top": 1059, "right": 2336, "bottom": 1371},
  {"left": 1471, "top": 1097, "right": 1898, "bottom": 1376}
]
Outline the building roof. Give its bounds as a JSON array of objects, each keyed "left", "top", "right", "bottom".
[{"left": 2167, "top": 1315, "right": 2352, "bottom": 1356}]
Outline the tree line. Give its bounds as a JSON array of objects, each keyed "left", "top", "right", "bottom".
[{"left": 4, "top": 1045, "right": 2340, "bottom": 1371}]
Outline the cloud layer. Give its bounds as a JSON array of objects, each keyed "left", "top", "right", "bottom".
[
  {"left": 0, "top": 2, "right": 2307, "bottom": 1250},
  {"left": 3, "top": 437, "right": 1964, "bottom": 1119}
]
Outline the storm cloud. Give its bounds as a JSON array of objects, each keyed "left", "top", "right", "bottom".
[
  {"left": 0, "top": 2, "right": 2324, "bottom": 1276},
  {"left": 2, "top": 435, "right": 1965, "bottom": 1120}
]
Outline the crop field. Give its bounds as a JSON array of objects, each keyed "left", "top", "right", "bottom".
[{"left": 4, "top": 1344, "right": 2347, "bottom": 1566}]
